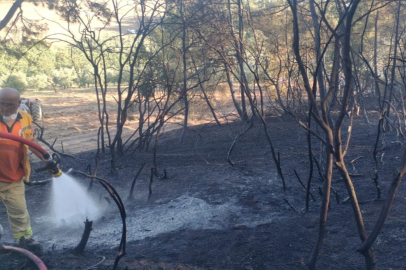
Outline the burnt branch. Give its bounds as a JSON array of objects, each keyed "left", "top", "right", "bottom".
[
  {"left": 195, "top": 133, "right": 209, "bottom": 165},
  {"left": 128, "top": 163, "right": 146, "bottom": 200},
  {"left": 88, "top": 127, "right": 102, "bottom": 192},
  {"left": 148, "top": 168, "right": 154, "bottom": 201},
  {"left": 227, "top": 119, "right": 254, "bottom": 166},
  {"left": 283, "top": 199, "right": 299, "bottom": 213},
  {"left": 331, "top": 187, "right": 341, "bottom": 205},
  {"left": 174, "top": 124, "right": 210, "bottom": 165},
  {"left": 74, "top": 171, "right": 126, "bottom": 270},
  {"left": 372, "top": 116, "right": 383, "bottom": 198},
  {"left": 294, "top": 170, "right": 316, "bottom": 202},
  {"left": 33, "top": 122, "right": 76, "bottom": 159},
  {"left": 358, "top": 147, "right": 406, "bottom": 255},
  {"left": 73, "top": 218, "right": 93, "bottom": 254}
]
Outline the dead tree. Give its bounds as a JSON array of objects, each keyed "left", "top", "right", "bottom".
[
  {"left": 358, "top": 147, "right": 406, "bottom": 255},
  {"left": 287, "top": 0, "right": 377, "bottom": 269},
  {"left": 49, "top": 0, "right": 170, "bottom": 170},
  {"left": 179, "top": 0, "right": 189, "bottom": 143},
  {"left": 384, "top": 0, "right": 402, "bottom": 124}
]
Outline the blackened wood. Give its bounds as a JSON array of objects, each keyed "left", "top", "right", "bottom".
[
  {"left": 128, "top": 163, "right": 146, "bottom": 200},
  {"left": 148, "top": 168, "right": 154, "bottom": 201},
  {"left": 294, "top": 170, "right": 316, "bottom": 202},
  {"left": 73, "top": 218, "right": 93, "bottom": 254}
]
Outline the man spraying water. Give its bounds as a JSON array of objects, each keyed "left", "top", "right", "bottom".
[{"left": 0, "top": 88, "right": 54, "bottom": 255}]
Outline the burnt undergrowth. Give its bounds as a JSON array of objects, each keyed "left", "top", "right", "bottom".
[{"left": 1, "top": 114, "right": 406, "bottom": 270}]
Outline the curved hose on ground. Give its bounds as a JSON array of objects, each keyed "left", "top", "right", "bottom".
[
  {"left": 0, "top": 131, "right": 50, "bottom": 159},
  {"left": 1, "top": 246, "right": 47, "bottom": 269}
]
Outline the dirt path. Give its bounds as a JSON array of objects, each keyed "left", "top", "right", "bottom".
[{"left": 31, "top": 89, "right": 229, "bottom": 154}]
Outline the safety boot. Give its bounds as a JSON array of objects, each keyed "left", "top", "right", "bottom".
[{"left": 19, "top": 236, "right": 43, "bottom": 256}]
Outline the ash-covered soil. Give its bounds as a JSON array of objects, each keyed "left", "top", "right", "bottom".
[{"left": 1, "top": 91, "right": 406, "bottom": 270}]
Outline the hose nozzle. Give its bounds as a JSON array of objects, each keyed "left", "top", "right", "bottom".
[
  {"left": 35, "top": 153, "right": 61, "bottom": 176},
  {"left": 52, "top": 169, "right": 63, "bottom": 178}
]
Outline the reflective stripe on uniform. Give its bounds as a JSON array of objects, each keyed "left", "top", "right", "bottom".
[
  {"left": 20, "top": 125, "right": 32, "bottom": 134},
  {"left": 12, "top": 227, "right": 33, "bottom": 240}
]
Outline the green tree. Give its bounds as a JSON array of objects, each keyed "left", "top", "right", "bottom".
[
  {"left": 52, "top": 68, "right": 76, "bottom": 88},
  {"left": 2, "top": 72, "right": 28, "bottom": 93},
  {"left": 27, "top": 74, "right": 48, "bottom": 90}
]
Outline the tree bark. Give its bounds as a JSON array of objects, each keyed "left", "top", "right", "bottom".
[
  {"left": 179, "top": 0, "right": 189, "bottom": 143},
  {"left": 386, "top": 1, "right": 401, "bottom": 123},
  {"left": 373, "top": 11, "right": 380, "bottom": 101},
  {"left": 0, "top": 0, "right": 25, "bottom": 31},
  {"left": 227, "top": 0, "right": 249, "bottom": 121},
  {"left": 309, "top": 0, "right": 326, "bottom": 99}
]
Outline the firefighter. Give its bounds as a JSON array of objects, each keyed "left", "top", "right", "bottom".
[{"left": 0, "top": 88, "right": 50, "bottom": 255}]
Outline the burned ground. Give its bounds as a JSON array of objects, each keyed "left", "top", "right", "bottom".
[{"left": 1, "top": 91, "right": 406, "bottom": 270}]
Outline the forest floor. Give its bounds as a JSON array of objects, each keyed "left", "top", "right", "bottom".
[{"left": 1, "top": 89, "right": 406, "bottom": 270}]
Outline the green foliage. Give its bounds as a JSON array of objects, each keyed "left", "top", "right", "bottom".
[
  {"left": 2, "top": 73, "right": 28, "bottom": 93},
  {"left": 106, "top": 68, "right": 120, "bottom": 84},
  {"left": 52, "top": 68, "right": 77, "bottom": 88},
  {"left": 27, "top": 74, "right": 49, "bottom": 90},
  {"left": 43, "top": 0, "right": 113, "bottom": 25},
  {"left": 0, "top": 42, "right": 55, "bottom": 77},
  {"left": 74, "top": 69, "right": 94, "bottom": 87},
  {"left": 0, "top": 42, "right": 88, "bottom": 90},
  {"left": 54, "top": 48, "right": 73, "bottom": 69}
]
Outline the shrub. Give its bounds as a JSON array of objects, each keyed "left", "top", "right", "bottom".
[
  {"left": 2, "top": 73, "right": 28, "bottom": 93},
  {"left": 27, "top": 74, "right": 48, "bottom": 90},
  {"left": 52, "top": 68, "right": 77, "bottom": 88}
]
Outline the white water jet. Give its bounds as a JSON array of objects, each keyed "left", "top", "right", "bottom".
[{"left": 51, "top": 173, "right": 102, "bottom": 227}]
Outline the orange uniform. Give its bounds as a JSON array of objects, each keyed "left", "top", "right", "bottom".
[
  {"left": 0, "top": 111, "right": 34, "bottom": 241},
  {"left": 0, "top": 111, "right": 34, "bottom": 183},
  {"left": 0, "top": 115, "right": 27, "bottom": 183}
]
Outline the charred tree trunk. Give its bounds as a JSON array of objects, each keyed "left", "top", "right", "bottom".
[
  {"left": 179, "top": 0, "right": 189, "bottom": 143},
  {"left": 358, "top": 148, "right": 406, "bottom": 260},
  {"left": 191, "top": 55, "right": 221, "bottom": 126},
  {"left": 287, "top": 0, "right": 369, "bottom": 269},
  {"left": 386, "top": 0, "right": 401, "bottom": 124},
  {"left": 309, "top": 0, "right": 326, "bottom": 99},
  {"left": 227, "top": 0, "right": 249, "bottom": 121},
  {"left": 73, "top": 219, "right": 93, "bottom": 254},
  {"left": 222, "top": 51, "right": 244, "bottom": 118},
  {"left": 373, "top": 11, "right": 380, "bottom": 101}
]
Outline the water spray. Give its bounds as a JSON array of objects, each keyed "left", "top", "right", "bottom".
[{"left": 0, "top": 131, "right": 62, "bottom": 178}]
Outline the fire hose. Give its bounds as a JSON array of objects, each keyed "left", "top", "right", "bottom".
[
  {"left": 0, "top": 224, "right": 47, "bottom": 269},
  {"left": 0, "top": 131, "right": 62, "bottom": 177},
  {"left": 0, "top": 246, "right": 48, "bottom": 270}
]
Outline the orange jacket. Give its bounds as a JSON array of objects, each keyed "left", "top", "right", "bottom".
[{"left": 0, "top": 110, "right": 34, "bottom": 183}]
